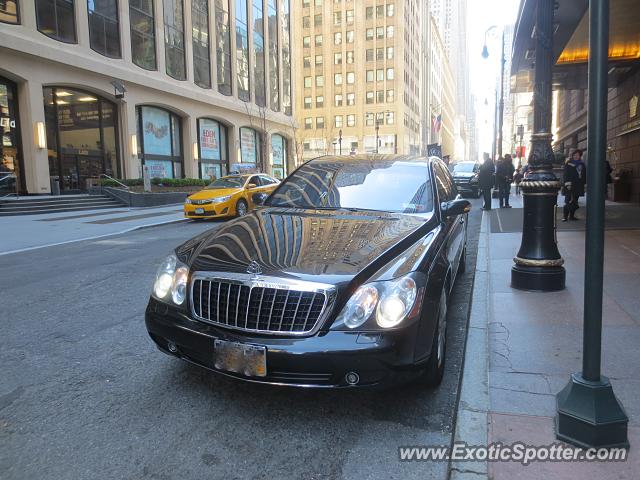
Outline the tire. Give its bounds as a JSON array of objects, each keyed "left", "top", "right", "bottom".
[
  {"left": 417, "top": 288, "right": 448, "bottom": 387},
  {"left": 236, "top": 199, "right": 248, "bottom": 217}
]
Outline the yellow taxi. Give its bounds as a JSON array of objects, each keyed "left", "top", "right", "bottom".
[{"left": 184, "top": 173, "right": 280, "bottom": 219}]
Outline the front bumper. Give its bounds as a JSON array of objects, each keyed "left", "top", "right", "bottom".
[
  {"left": 184, "top": 202, "right": 232, "bottom": 218},
  {"left": 145, "top": 299, "right": 426, "bottom": 388},
  {"left": 453, "top": 181, "right": 479, "bottom": 194}
]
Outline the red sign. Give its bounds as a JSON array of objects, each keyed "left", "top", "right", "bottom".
[{"left": 516, "top": 146, "right": 526, "bottom": 158}]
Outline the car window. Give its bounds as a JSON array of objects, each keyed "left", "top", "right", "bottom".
[
  {"left": 434, "top": 162, "right": 455, "bottom": 202},
  {"left": 268, "top": 160, "right": 434, "bottom": 215},
  {"left": 247, "top": 176, "right": 261, "bottom": 187},
  {"left": 259, "top": 175, "right": 276, "bottom": 185},
  {"left": 207, "top": 176, "right": 245, "bottom": 188}
]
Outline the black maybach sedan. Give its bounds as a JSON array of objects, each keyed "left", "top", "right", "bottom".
[{"left": 145, "top": 155, "right": 471, "bottom": 388}]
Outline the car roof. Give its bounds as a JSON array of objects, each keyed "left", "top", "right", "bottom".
[{"left": 306, "top": 154, "right": 437, "bottom": 166}]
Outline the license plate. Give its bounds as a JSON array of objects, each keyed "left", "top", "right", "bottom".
[
  {"left": 195, "top": 207, "right": 205, "bottom": 214},
  {"left": 214, "top": 340, "right": 267, "bottom": 377}
]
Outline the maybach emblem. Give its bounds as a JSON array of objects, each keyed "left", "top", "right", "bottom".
[{"left": 247, "top": 260, "right": 262, "bottom": 276}]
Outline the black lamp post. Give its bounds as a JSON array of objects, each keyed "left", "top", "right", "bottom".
[
  {"left": 511, "top": 0, "right": 565, "bottom": 292},
  {"left": 338, "top": 129, "right": 343, "bottom": 155},
  {"left": 375, "top": 117, "right": 381, "bottom": 154},
  {"left": 556, "top": 0, "right": 628, "bottom": 448}
]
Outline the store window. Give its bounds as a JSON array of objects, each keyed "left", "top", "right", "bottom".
[
  {"left": 43, "top": 87, "right": 120, "bottom": 192},
  {"left": 136, "top": 106, "right": 183, "bottom": 179},
  {"left": 197, "top": 118, "right": 228, "bottom": 180},
  {"left": 0, "top": 77, "right": 24, "bottom": 194},
  {"left": 239, "top": 127, "right": 261, "bottom": 171},
  {"left": 130, "top": 0, "right": 156, "bottom": 70},
  {"left": 271, "top": 134, "right": 287, "bottom": 179},
  {"left": 1, "top": 0, "right": 19, "bottom": 24},
  {"left": 88, "top": 0, "right": 121, "bottom": 57},
  {"left": 36, "top": 0, "right": 76, "bottom": 43},
  {"left": 164, "top": 0, "right": 186, "bottom": 80},
  {"left": 215, "top": 0, "right": 232, "bottom": 95},
  {"left": 192, "top": 0, "right": 211, "bottom": 88}
]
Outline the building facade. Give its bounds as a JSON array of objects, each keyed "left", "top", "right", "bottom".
[
  {"left": 0, "top": 0, "right": 294, "bottom": 196},
  {"left": 292, "top": 0, "right": 423, "bottom": 160}
]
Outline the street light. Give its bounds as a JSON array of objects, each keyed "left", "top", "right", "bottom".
[
  {"left": 481, "top": 25, "right": 497, "bottom": 59},
  {"left": 375, "top": 111, "right": 391, "bottom": 154},
  {"left": 338, "top": 129, "right": 343, "bottom": 155}
]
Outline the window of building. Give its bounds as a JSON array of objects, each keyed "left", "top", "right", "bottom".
[
  {"left": 0, "top": 0, "right": 19, "bottom": 23},
  {"left": 386, "top": 111, "right": 395, "bottom": 125},
  {"left": 387, "top": 46, "right": 394, "bottom": 59},
  {"left": 376, "top": 69, "right": 384, "bottom": 81},
  {"left": 236, "top": 0, "right": 250, "bottom": 100},
  {"left": 366, "top": 70, "right": 374, "bottom": 82},
  {"left": 314, "top": 0, "right": 321, "bottom": 5},
  {"left": 302, "top": 0, "right": 309, "bottom": 5},
  {"left": 334, "top": 73, "right": 343, "bottom": 85},
  {"left": 365, "top": 6, "right": 373, "bottom": 19},
  {"left": 281, "top": 0, "right": 292, "bottom": 114},
  {"left": 267, "top": 0, "right": 279, "bottom": 110},
  {"left": 335, "top": 115, "right": 343, "bottom": 128},
  {"left": 386, "top": 3, "right": 394, "bottom": 16},
  {"left": 376, "top": 4, "right": 384, "bottom": 17},
  {"left": 239, "top": 127, "right": 261, "bottom": 167},
  {"left": 346, "top": 92, "right": 355, "bottom": 105},
  {"left": 387, "top": 25, "right": 394, "bottom": 37},
  {"left": 304, "top": 118, "right": 313, "bottom": 129},
  {"left": 346, "top": 72, "right": 355, "bottom": 84},
  {"left": 163, "top": 0, "right": 186, "bottom": 80},
  {"left": 303, "top": 35, "right": 310, "bottom": 47},
  {"left": 366, "top": 49, "right": 374, "bottom": 62},
  {"left": 215, "top": 0, "right": 232, "bottom": 95},
  {"left": 366, "top": 91, "right": 374, "bottom": 104},
  {"left": 346, "top": 30, "right": 354, "bottom": 43},
  {"left": 192, "top": 0, "right": 211, "bottom": 88},
  {"left": 387, "top": 68, "right": 394, "bottom": 80},
  {"left": 197, "top": 118, "right": 229, "bottom": 179},
  {"left": 347, "top": 114, "right": 355, "bottom": 127},
  {"left": 314, "top": 13, "right": 322, "bottom": 26},
  {"left": 366, "top": 28, "right": 373, "bottom": 40},
  {"left": 376, "top": 26, "right": 384, "bottom": 39},
  {"left": 315, "top": 54, "right": 323, "bottom": 65},
  {"left": 387, "top": 89, "right": 394, "bottom": 102},
  {"left": 345, "top": 9, "right": 353, "bottom": 24},
  {"left": 316, "top": 117, "right": 325, "bottom": 129},
  {"left": 253, "top": 0, "right": 266, "bottom": 106},
  {"left": 302, "top": 15, "right": 310, "bottom": 27},
  {"left": 36, "top": 0, "right": 76, "bottom": 43},
  {"left": 334, "top": 31, "right": 342, "bottom": 44},
  {"left": 304, "top": 76, "right": 312, "bottom": 88},
  {"left": 334, "top": 52, "right": 342, "bottom": 64},
  {"left": 304, "top": 97, "right": 312, "bottom": 109},
  {"left": 315, "top": 34, "right": 322, "bottom": 46},
  {"left": 130, "top": 0, "right": 156, "bottom": 69},
  {"left": 377, "top": 90, "right": 384, "bottom": 103},
  {"left": 271, "top": 134, "right": 288, "bottom": 179},
  {"left": 304, "top": 56, "right": 311, "bottom": 68},
  {"left": 333, "top": 11, "right": 341, "bottom": 25},
  {"left": 316, "top": 75, "right": 324, "bottom": 87},
  {"left": 134, "top": 105, "right": 183, "bottom": 179},
  {"left": 316, "top": 95, "right": 324, "bottom": 107},
  {"left": 365, "top": 112, "right": 374, "bottom": 126},
  {"left": 346, "top": 51, "right": 354, "bottom": 63},
  {"left": 334, "top": 94, "right": 343, "bottom": 106},
  {"left": 88, "top": 0, "right": 121, "bottom": 57}
]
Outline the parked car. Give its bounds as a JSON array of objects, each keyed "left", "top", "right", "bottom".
[
  {"left": 147, "top": 155, "right": 470, "bottom": 388},
  {"left": 449, "top": 161, "right": 481, "bottom": 197},
  {"left": 184, "top": 174, "right": 279, "bottom": 219}
]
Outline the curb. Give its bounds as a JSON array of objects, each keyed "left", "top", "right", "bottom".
[
  {"left": 449, "top": 211, "right": 491, "bottom": 480},
  {"left": 0, "top": 217, "right": 189, "bottom": 256}
]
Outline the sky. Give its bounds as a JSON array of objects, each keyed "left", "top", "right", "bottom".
[{"left": 466, "top": 0, "right": 521, "bottom": 158}]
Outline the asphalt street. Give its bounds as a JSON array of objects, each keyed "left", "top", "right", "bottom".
[{"left": 1, "top": 200, "right": 482, "bottom": 480}]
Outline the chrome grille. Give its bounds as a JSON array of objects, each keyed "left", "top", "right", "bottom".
[{"left": 191, "top": 276, "right": 329, "bottom": 335}]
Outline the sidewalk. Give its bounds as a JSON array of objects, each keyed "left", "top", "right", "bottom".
[
  {"left": 453, "top": 193, "right": 640, "bottom": 479},
  {"left": 0, "top": 204, "right": 189, "bottom": 255}
]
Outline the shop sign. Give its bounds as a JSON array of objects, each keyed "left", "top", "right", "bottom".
[
  {"left": 142, "top": 107, "right": 172, "bottom": 156},
  {"left": 145, "top": 159, "right": 174, "bottom": 179},
  {"left": 0, "top": 117, "right": 15, "bottom": 129},
  {"left": 199, "top": 119, "right": 221, "bottom": 160}
]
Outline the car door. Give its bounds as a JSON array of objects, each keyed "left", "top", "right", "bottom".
[
  {"left": 258, "top": 175, "right": 279, "bottom": 195},
  {"left": 245, "top": 175, "right": 262, "bottom": 208},
  {"left": 434, "top": 161, "right": 465, "bottom": 283}
]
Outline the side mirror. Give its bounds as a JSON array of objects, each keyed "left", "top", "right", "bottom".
[
  {"left": 442, "top": 199, "right": 471, "bottom": 218},
  {"left": 252, "top": 192, "right": 269, "bottom": 206},
  {"left": 246, "top": 183, "right": 257, "bottom": 189}
]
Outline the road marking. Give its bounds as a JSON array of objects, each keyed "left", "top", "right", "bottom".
[
  {"left": 0, "top": 218, "right": 189, "bottom": 256},
  {"left": 495, "top": 209, "right": 504, "bottom": 233},
  {"left": 621, "top": 244, "right": 640, "bottom": 258}
]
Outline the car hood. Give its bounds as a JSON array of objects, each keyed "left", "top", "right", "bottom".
[
  {"left": 182, "top": 208, "right": 434, "bottom": 285},
  {"left": 188, "top": 188, "right": 242, "bottom": 200},
  {"left": 453, "top": 172, "right": 476, "bottom": 179}
]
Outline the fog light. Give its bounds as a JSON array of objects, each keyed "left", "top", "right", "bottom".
[
  {"left": 345, "top": 372, "right": 360, "bottom": 385},
  {"left": 167, "top": 341, "right": 178, "bottom": 353}
]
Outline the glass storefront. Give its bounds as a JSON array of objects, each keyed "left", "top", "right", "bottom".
[
  {"left": 197, "top": 118, "right": 228, "bottom": 180},
  {"left": 0, "top": 77, "right": 24, "bottom": 195},
  {"left": 238, "top": 127, "right": 260, "bottom": 172},
  {"left": 137, "top": 105, "right": 183, "bottom": 178},
  {"left": 44, "top": 86, "right": 120, "bottom": 192},
  {"left": 271, "top": 134, "right": 287, "bottom": 179}
]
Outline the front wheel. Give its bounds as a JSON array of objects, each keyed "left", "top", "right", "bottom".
[
  {"left": 236, "top": 199, "right": 248, "bottom": 217},
  {"left": 416, "top": 288, "right": 448, "bottom": 387}
]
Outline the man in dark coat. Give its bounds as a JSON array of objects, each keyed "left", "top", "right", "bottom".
[
  {"left": 496, "top": 154, "right": 515, "bottom": 208},
  {"left": 478, "top": 153, "right": 495, "bottom": 210},
  {"left": 562, "top": 149, "right": 587, "bottom": 221}
]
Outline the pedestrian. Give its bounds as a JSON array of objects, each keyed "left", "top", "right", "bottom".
[
  {"left": 562, "top": 149, "right": 587, "bottom": 221},
  {"left": 514, "top": 167, "right": 523, "bottom": 195},
  {"left": 478, "top": 153, "right": 495, "bottom": 211},
  {"left": 496, "top": 154, "right": 515, "bottom": 208}
]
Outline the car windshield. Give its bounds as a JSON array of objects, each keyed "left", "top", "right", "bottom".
[
  {"left": 207, "top": 176, "right": 246, "bottom": 189},
  {"left": 452, "top": 163, "right": 476, "bottom": 173},
  {"left": 267, "top": 160, "right": 434, "bottom": 214}
]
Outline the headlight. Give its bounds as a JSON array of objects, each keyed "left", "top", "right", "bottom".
[
  {"left": 332, "top": 273, "right": 423, "bottom": 330},
  {"left": 185, "top": 198, "right": 192, "bottom": 204},
  {"left": 212, "top": 195, "right": 232, "bottom": 203},
  {"left": 470, "top": 176, "right": 479, "bottom": 184},
  {"left": 153, "top": 253, "right": 189, "bottom": 305}
]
